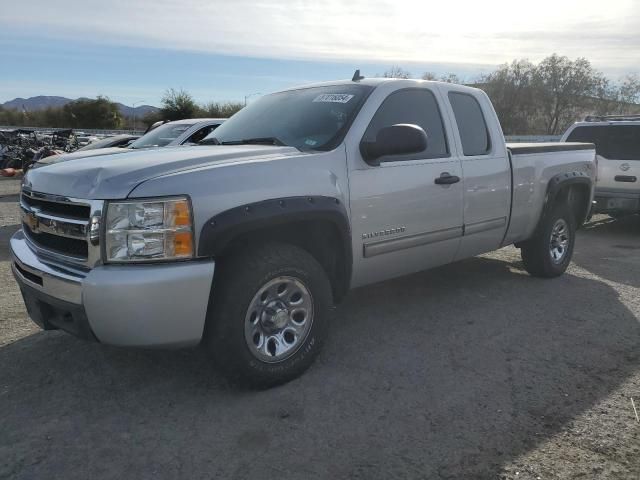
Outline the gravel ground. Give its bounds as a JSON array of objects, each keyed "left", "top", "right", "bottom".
[{"left": 0, "top": 175, "right": 639, "bottom": 480}]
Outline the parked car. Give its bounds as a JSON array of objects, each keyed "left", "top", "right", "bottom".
[
  {"left": 33, "top": 118, "right": 225, "bottom": 167},
  {"left": 11, "top": 76, "right": 595, "bottom": 387},
  {"left": 77, "top": 134, "right": 140, "bottom": 151},
  {"left": 561, "top": 115, "right": 640, "bottom": 217}
]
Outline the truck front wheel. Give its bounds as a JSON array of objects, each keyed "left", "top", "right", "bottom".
[
  {"left": 520, "top": 204, "right": 576, "bottom": 278},
  {"left": 205, "top": 242, "right": 332, "bottom": 388}
]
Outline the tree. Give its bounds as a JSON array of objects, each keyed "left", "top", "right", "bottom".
[
  {"left": 422, "top": 72, "right": 462, "bottom": 84},
  {"left": 201, "top": 101, "right": 244, "bottom": 118},
  {"left": 381, "top": 66, "right": 412, "bottom": 79},
  {"left": 478, "top": 60, "right": 538, "bottom": 135},
  {"left": 619, "top": 74, "right": 640, "bottom": 105},
  {"left": 62, "top": 96, "right": 123, "bottom": 129},
  {"left": 160, "top": 88, "right": 198, "bottom": 120},
  {"left": 533, "top": 54, "right": 605, "bottom": 134}
]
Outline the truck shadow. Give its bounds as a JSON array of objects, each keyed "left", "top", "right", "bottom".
[
  {"left": 574, "top": 214, "right": 640, "bottom": 288},
  {"left": 1, "top": 255, "right": 638, "bottom": 479},
  {"left": 0, "top": 194, "right": 19, "bottom": 203}
]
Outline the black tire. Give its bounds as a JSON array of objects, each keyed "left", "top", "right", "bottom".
[
  {"left": 204, "top": 242, "right": 332, "bottom": 388},
  {"left": 520, "top": 203, "right": 576, "bottom": 278}
]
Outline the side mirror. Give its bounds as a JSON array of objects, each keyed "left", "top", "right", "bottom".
[{"left": 360, "top": 124, "right": 428, "bottom": 165}]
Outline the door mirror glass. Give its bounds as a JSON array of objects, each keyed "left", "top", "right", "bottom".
[{"left": 360, "top": 124, "right": 428, "bottom": 165}]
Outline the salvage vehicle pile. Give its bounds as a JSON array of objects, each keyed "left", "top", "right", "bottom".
[{"left": 0, "top": 128, "right": 79, "bottom": 173}]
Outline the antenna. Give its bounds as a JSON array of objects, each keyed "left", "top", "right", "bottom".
[{"left": 352, "top": 69, "right": 365, "bottom": 82}]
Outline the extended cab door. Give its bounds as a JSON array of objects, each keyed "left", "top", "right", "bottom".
[
  {"left": 347, "top": 85, "right": 464, "bottom": 287},
  {"left": 440, "top": 86, "right": 511, "bottom": 259}
]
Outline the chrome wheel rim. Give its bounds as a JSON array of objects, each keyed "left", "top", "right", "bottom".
[
  {"left": 244, "top": 276, "right": 314, "bottom": 363},
  {"left": 549, "top": 218, "right": 569, "bottom": 264}
]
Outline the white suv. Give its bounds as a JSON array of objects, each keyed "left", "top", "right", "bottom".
[{"left": 561, "top": 116, "right": 640, "bottom": 217}]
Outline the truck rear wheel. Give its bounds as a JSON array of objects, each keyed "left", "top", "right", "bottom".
[
  {"left": 205, "top": 242, "right": 332, "bottom": 388},
  {"left": 520, "top": 203, "right": 576, "bottom": 278}
]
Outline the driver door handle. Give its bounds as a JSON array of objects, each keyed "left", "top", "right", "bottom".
[{"left": 434, "top": 172, "right": 460, "bottom": 185}]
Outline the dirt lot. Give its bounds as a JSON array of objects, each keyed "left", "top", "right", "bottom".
[{"left": 1, "top": 176, "right": 639, "bottom": 480}]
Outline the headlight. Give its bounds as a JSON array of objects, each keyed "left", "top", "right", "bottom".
[{"left": 105, "top": 197, "right": 194, "bottom": 263}]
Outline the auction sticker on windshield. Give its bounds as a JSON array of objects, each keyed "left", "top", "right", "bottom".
[{"left": 313, "top": 94, "right": 354, "bottom": 103}]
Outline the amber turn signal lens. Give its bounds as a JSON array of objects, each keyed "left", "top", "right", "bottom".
[
  {"left": 173, "top": 231, "right": 193, "bottom": 256},
  {"left": 173, "top": 200, "right": 191, "bottom": 226}
]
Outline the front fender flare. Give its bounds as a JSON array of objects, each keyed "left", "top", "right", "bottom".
[{"left": 198, "top": 196, "right": 352, "bottom": 297}]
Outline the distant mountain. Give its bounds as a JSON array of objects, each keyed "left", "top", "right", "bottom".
[
  {"left": 1, "top": 96, "right": 159, "bottom": 117},
  {"left": 3, "top": 96, "right": 71, "bottom": 111},
  {"left": 116, "top": 103, "right": 159, "bottom": 117}
]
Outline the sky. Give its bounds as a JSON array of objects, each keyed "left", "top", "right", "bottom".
[{"left": 1, "top": 0, "right": 639, "bottom": 107}]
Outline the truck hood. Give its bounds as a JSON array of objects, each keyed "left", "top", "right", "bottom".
[
  {"left": 36, "top": 147, "right": 130, "bottom": 165},
  {"left": 23, "top": 145, "right": 301, "bottom": 199}
]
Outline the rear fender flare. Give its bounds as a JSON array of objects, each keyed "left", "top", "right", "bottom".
[{"left": 541, "top": 171, "right": 592, "bottom": 226}]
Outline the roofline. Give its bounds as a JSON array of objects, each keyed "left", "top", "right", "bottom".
[
  {"left": 570, "top": 120, "right": 640, "bottom": 126},
  {"left": 166, "top": 118, "right": 227, "bottom": 125},
  {"left": 274, "top": 77, "right": 481, "bottom": 94}
]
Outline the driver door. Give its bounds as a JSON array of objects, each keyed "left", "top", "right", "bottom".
[{"left": 348, "top": 87, "right": 464, "bottom": 287}]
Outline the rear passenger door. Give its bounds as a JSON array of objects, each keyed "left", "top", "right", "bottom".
[
  {"left": 348, "top": 87, "right": 464, "bottom": 287},
  {"left": 444, "top": 88, "right": 511, "bottom": 259}
]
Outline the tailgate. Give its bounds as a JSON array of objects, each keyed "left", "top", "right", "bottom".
[{"left": 596, "top": 155, "right": 639, "bottom": 192}]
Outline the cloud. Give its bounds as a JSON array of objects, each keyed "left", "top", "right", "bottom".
[{"left": 3, "top": 0, "right": 640, "bottom": 72}]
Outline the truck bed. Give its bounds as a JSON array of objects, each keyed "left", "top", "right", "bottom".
[{"left": 503, "top": 142, "right": 596, "bottom": 246}]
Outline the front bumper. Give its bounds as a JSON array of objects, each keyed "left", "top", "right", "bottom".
[
  {"left": 593, "top": 189, "right": 640, "bottom": 214},
  {"left": 10, "top": 230, "right": 215, "bottom": 347}
]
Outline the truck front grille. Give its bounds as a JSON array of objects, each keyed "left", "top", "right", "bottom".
[
  {"left": 25, "top": 230, "right": 89, "bottom": 258},
  {"left": 20, "top": 189, "right": 102, "bottom": 267}
]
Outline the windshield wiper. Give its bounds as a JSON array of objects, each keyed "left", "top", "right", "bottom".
[{"left": 220, "top": 137, "right": 287, "bottom": 146}]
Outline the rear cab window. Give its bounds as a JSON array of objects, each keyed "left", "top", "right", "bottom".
[
  {"left": 567, "top": 125, "right": 640, "bottom": 160},
  {"left": 448, "top": 92, "right": 491, "bottom": 156}
]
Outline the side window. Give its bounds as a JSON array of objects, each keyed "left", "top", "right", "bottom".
[
  {"left": 605, "top": 125, "right": 640, "bottom": 160},
  {"left": 362, "top": 89, "right": 448, "bottom": 161},
  {"left": 448, "top": 92, "right": 491, "bottom": 156},
  {"left": 185, "top": 124, "right": 219, "bottom": 144}
]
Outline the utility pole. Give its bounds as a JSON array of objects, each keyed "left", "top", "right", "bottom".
[{"left": 244, "top": 92, "right": 261, "bottom": 106}]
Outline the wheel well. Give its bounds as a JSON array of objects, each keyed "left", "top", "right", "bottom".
[
  {"left": 217, "top": 220, "right": 350, "bottom": 302},
  {"left": 553, "top": 183, "right": 591, "bottom": 227}
]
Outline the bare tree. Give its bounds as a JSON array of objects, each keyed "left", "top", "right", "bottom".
[
  {"left": 478, "top": 60, "right": 537, "bottom": 135},
  {"left": 533, "top": 54, "right": 604, "bottom": 134},
  {"left": 421, "top": 72, "right": 461, "bottom": 84},
  {"left": 439, "top": 73, "right": 462, "bottom": 84},
  {"left": 381, "top": 66, "right": 412, "bottom": 79},
  {"left": 618, "top": 74, "right": 640, "bottom": 111}
]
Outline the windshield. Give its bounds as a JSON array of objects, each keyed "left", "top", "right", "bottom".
[
  {"left": 130, "top": 122, "right": 193, "bottom": 149},
  {"left": 202, "top": 84, "right": 373, "bottom": 151}
]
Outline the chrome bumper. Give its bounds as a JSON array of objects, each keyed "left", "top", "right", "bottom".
[{"left": 11, "top": 230, "right": 216, "bottom": 348}]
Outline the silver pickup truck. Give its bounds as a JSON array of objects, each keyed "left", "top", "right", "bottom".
[{"left": 11, "top": 76, "right": 596, "bottom": 387}]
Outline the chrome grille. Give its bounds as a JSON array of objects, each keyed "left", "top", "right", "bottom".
[{"left": 20, "top": 189, "right": 103, "bottom": 268}]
